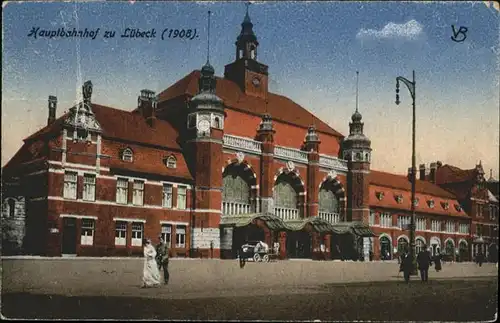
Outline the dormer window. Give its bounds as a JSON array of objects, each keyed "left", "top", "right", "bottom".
[
  {"left": 164, "top": 155, "right": 177, "bottom": 169},
  {"left": 375, "top": 191, "right": 385, "bottom": 201},
  {"left": 413, "top": 197, "right": 420, "bottom": 207},
  {"left": 121, "top": 148, "right": 133, "bottom": 162},
  {"left": 427, "top": 199, "right": 435, "bottom": 208},
  {"left": 394, "top": 194, "right": 403, "bottom": 204},
  {"left": 441, "top": 201, "right": 450, "bottom": 210}
]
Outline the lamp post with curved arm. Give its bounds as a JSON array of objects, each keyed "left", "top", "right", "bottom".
[{"left": 396, "top": 70, "right": 417, "bottom": 275}]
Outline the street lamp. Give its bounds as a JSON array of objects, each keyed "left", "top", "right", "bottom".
[{"left": 396, "top": 70, "right": 417, "bottom": 275}]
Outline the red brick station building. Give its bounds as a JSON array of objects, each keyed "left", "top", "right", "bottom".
[{"left": 2, "top": 11, "right": 499, "bottom": 262}]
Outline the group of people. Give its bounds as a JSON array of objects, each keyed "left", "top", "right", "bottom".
[
  {"left": 141, "top": 236, "right": 170, "bottom": 288},
  {"left": 398, "top": 244, "right": 443, "bottom": 283}
]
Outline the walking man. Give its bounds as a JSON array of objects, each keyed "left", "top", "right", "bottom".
[
  {"left": 155, "top": 236, "right": 170, "bottom": 284},
  {"left": 417, "top": 245, "right": 432, "bottom": 282},
  {"left": 401, "top": 252, "right": 413, "bottom": 283}
]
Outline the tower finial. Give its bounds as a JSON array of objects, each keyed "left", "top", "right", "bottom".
[
  {"left": 246, "top": 1, "right": 251, "bottom": 15},
  {"left": 355, "top": 71, "right": 359, "bottom": 113},
  {"left": 206, "top": 10, "right": 211, "bottom": 64}
]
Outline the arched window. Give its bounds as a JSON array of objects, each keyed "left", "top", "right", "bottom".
[
  {"left": 416, "top": 238, "right": 425, "bottom": 254},
  {"left": 222, "top": 167, "right": 251, "bottom": 216},
  {"left": 459, "top": 240, "right": 467, "bottom": 251},
  {"left": 7, "top": 199, "right": 15, "bottom": 218},
  {"left": 121, "top": 148, "right": 133, "bottom": 162},
  {"left": 380, "top": 236, "right": 392, "bottom": 260},
  {"left": 319, "top": 189, "right": 339, "bottom": 213},
  {"left": 165, "top": 155, "right": 177, "bottom": 169},
  {"left": 213, "top": 117, "right": 221, "bottom": 129},
  {"left": 318, "top": 181, "right": 340, "bottom": 223},
  {"left": 445, "top": 239, "right": 455, "bottom": 256},
  {"left": 397, "top": 237, "right": 409, "bottom": 254},
  {"left": 274, "top": 180, "right": 297, "bottom": 209}
]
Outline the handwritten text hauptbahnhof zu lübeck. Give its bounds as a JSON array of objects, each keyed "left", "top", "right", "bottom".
[{"left": 27, "top": 27, "right": 199, "bottom": 40}]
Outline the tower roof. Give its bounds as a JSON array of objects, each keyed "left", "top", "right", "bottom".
[{"left": 237, "top": 3, "right": 258, "bottom": 44}]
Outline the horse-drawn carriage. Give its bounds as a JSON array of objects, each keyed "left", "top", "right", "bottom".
[{"left": 238, "top": 241, "right": 280, "bottom": 263}]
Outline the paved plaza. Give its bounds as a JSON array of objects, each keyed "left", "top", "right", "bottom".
[{"left": 1, "top": 257, "right": 498, "bottom": 320}]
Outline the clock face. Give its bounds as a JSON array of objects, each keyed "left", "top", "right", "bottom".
[
  {"left": 252, "top": 77, "right": 261, "bottom": 87},
  {"left": 198, "top": 119, "right": 210, "bottom": 132}
]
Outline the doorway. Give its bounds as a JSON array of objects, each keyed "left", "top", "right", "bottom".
[
  {"left": 287, "top": 231, "right": 311, "bottom": 258},
  {"left": 62, "top": 217, "right": 77, "bottom": 254}
]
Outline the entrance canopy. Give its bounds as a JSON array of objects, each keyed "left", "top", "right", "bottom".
[
  {"left": 220, "top": 214, "right": 377, "bottom": 237},
  {"left": 220, "top": 213, "right": 290, "bottom": 231}
]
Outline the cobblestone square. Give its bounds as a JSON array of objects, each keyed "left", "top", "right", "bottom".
[{"left": 1, "top": 258, "right": 498, "bottom": 320}]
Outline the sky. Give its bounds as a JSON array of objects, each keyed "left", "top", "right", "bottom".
[{"left": 2, "top": 1, "right": 499, "bottom": 178}]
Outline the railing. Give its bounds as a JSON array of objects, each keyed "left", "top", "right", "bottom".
[
  {"left": 319, "top": 154, "right": 348, "bottom": 171},
  {"left": 223, "top": 134, "right": 262, "bottom": 154},
  {"left": 275, "top": 207, "right": 299, "bottom": 221},
  {"left": 274, "top": 146, "right": 308, "bottom": 163},
  {"left": 222, "top": 201, "right": 252, "bottom": 216},
  {"left": 319, "top": 211, "right": 340, "bottom": 224}
]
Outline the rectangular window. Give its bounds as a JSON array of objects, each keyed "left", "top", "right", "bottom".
[
  {"left": 477, "top": 224, "right": 482, "bottom": 237},
  {"left": 116, "top": 178, "right": 128, "bottom": 204},
  {"left": 163, "top": 184, "right": 173, "bottom": 208},
  {"left": 132, "top": 180, "right": 144, "bottom": 206},
  {"left": 177, "top": 186, "right": 187, "bottom": 209},
  {"left": 431, "top": 220, "right": 440, "bottom": 232},
  {"left": 63, "top": 171, "right": 78, "bottom": 199},
  {"left": 161, "top": 224, "right": 172, "bottom": 248},
  {"left": 459, "top": 223, "right": 469, "bottom": 234},
  {"left": 115, "top": 221, "right": 127, "bottom": 246},
  {"left": 369, "top": 212, "right": 375, "bottom": 225},
  {"left": 80, "top": 219, "right": 95, "bottom": 245},
  {"left": 131, "top": 222, "right": 144, "bottom": 247},
  {"left": 416, "top": 218, "right": 426, "bottom": 231},
  {"left": 176, "top": 225, "right": 186, "bottom": 248},
  {"left": 380, "top": 213, "right": 392, "bottom": 228},
  {"left": 82, "top": 174, "right": 96, "bottom": 201}
]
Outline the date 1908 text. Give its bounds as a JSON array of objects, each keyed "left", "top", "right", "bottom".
[{"left": 161, "top": 28, "right": 198, "bottom": 40}]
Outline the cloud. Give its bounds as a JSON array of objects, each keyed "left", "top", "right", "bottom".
[{"left": 356, "top": 20, "right": 424, "bottom": 40}]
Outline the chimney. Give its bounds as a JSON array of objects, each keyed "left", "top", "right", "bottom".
[
  {"left": 429, "top": 162, "right": 437, "bottom": 183},
  {"left": 407, "top": 167, "right": 414, "bottom": 182},
  {"left": 47, "top": 95, "right": 57, "bottom": 126},
  {"left": 419, "top": 164, "right": 426, "bottom": 181},
  {"left": 138, "top": 89, "right": 157, "bottom": 127}
]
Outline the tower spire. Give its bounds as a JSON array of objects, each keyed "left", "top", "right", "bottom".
[
  {"left": 355, "top": 71, "right": 359, "bottom": 113},
  {"left": 206, "top": 10, "right": 211, "bottom": 64}
]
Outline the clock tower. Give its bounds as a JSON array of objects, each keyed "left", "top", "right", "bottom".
[
  {"left": 187, "top": 60, "right": 226, "bottom": 258},
  {"left": 343, "top": 72, "right": 372, "bottom": 224},
  {"left": 224, "top": 5, "right": 269, "bottom": 99}
]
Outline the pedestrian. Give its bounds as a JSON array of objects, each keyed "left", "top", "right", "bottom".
[
  {"left": 476, "top": 251, "right": 484, "bottom": 267},
  {"left": 155, "top": 235, "right": 170, "bottom": 284},
  {"left": 401, "top": 252, "right": 413, "bottom": 284},
  {"left": 434, "top": 252, "right": 442, "bottom": 272},
  {"left": 238, "top": 244, "right": 246, "bottom": 268},
  {"left": 142, "top": 238, "right": 161, "bottom": 288},
  {"left": 416, "top": 245, "right": 432, "bottom": 282},
  {"left": 398, "top": 251, "right": 405, "bottom": 277}
]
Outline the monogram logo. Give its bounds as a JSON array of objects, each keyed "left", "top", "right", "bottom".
[{"left": 451, "top": 25, "right": 468, "bottom": 43}]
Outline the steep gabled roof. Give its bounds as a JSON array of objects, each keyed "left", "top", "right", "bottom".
[
  {"left": 157, "top": 70, "right": 344, "bottom": 138},
  {"left": 22, "top": 104, "right": 182, "bottom": 150},
  {"left": 91, "top": 104, "right": 181, "bottom": 150},
  {"left": 369, "top": 170, "right": 465, "bottom": 217},
  {"left": 369, "top": 170, "right": 456, "bottom": 199},
  {"left": 435, "top": 164, "right": 476, "bottom": 184}
]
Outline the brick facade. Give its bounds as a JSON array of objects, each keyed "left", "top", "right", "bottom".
[{"left": 2, "top": 10, "right": 498, "bottom": 262}]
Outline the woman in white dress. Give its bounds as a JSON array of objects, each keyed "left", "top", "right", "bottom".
[{"left": 142, "top": 238, "right": 161, "bottom": 288}]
